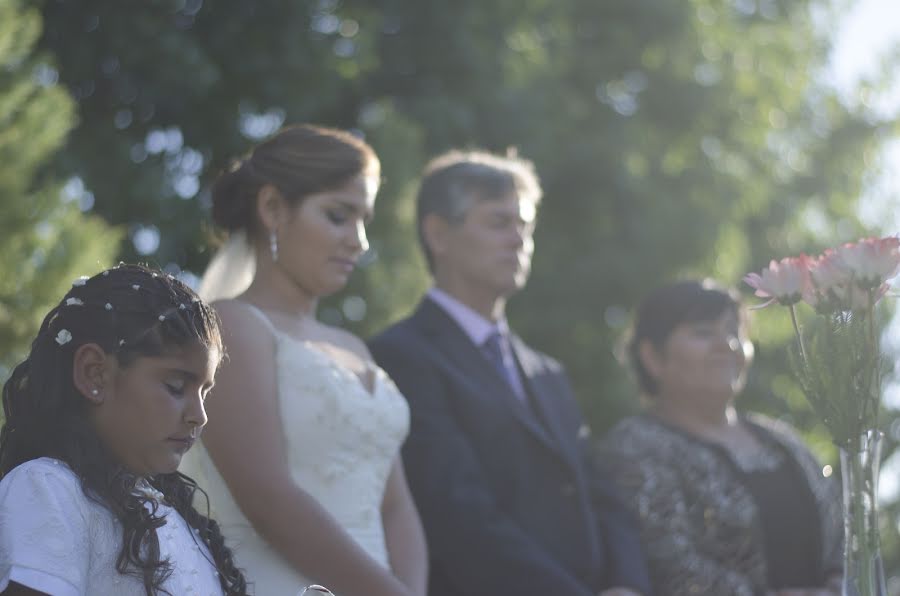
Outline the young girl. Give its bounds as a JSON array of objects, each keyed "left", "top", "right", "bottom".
[{"left": 0, "top": 264, "right": 248, "bottom": 596}]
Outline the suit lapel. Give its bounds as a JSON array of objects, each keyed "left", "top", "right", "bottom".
[
  {"left": 511, "top": 337, "right": 582, "bottom": 469},
  {"left": 411, "top": 299, "right": 565, "bottom": 459}
]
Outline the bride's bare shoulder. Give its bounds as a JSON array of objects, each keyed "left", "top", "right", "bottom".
[
  {"left": 208, "top": 299, "right": 272, "bottom": 340},
  {"left": 209, "top": 297, "right": 244, "bottom": 312}
]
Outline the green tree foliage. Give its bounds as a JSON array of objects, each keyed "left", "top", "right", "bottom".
[
  {"left": 0, "top": 0, "right": 118, "bottom": 377},
  {"left": 36, "top": 0, "right": 889, "bottom": 412}
]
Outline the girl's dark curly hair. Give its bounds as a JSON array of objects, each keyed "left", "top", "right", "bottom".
[{"left": 0, "top": 264, "right": 247, "bottom": 596}]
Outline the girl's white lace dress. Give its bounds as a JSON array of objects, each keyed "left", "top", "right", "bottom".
[{"left": 0, "top": 457, "right": 223, "bottom": 596}]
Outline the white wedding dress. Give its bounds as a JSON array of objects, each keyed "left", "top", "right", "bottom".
[{"left": 181, "top": 304, "right": 410, "bottom": 596}]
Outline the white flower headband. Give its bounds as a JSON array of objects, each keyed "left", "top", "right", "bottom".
[{"left": 54, "top": 274, "right": 198, "bottom": 348}]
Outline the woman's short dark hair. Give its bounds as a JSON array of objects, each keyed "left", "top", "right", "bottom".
[
  {"left": 0, "top": 264, "right": 247, "bottom": 595},
  {"left": 626, "top": 279, "right": 742, "bottom": 396},
  {"left": 211, "top": 124, "right": 379, "bottom": 239}
]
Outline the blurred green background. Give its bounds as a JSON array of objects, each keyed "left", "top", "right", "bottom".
[{"left": 4, "top": 0, "right": 900, "bottom": 588}]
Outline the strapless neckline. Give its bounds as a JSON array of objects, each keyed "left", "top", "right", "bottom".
[{"left": 270, "top": 330, "right": 379, "bottom": 397}]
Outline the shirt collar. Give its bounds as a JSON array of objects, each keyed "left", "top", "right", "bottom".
[{"left": 427, "top": 287, "right": 509, "bottom": 346}]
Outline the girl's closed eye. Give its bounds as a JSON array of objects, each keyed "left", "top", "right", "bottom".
[
  {"left": 690, "top": 323, "right": 716, "bottom": 337},
  {"left": 488, "top": 215, "right": 512, "bottom": 230},
  {"left": 164, "top": 379, "right": 186, "bottom": 396},
  {"left": 326, "top": 209, "right": 349, "bottom": 225}
]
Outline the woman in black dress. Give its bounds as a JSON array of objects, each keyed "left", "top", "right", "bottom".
[{"left": 601, "top": 279, "right": 842, "bottom": 596}]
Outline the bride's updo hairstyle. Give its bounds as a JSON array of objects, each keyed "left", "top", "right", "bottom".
[
  {"left": 0, "top": 264, "right": 247, "bottom": 596},
  {"left": 625, "top": 279, "right": 742, "bottom": 397},
  {"left": 211, "top": 124, "right": 380, "bottom": 239}
]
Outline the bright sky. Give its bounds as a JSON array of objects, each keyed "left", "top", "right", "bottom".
[
  {"left": 823, "top": 0, "right": 900, "bottom": 500},
  {"left": 827, "top": 0, "right": 900, "bottom": 233},
  {"left": 829, "top": 0, "right": 900, "bottom": 108}
]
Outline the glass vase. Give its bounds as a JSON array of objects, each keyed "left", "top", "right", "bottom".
[{"left": 840, "top": 429, "right": 886, "bottom": 596}]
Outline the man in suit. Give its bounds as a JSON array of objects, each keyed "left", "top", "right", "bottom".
[{"left": 369, "top": 150, "right": 651, "bottom": 596}]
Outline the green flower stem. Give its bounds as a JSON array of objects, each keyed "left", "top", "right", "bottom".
[
  {"left": 867, "top": 291, "right": 880, "bottom": 429},
  {"left": 789, "top": 303, "right": 807, "bottom": 365}
]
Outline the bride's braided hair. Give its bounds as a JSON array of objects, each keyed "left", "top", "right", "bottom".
[{"left": 0, "top": 264, "right": 247, "bottom": 595}]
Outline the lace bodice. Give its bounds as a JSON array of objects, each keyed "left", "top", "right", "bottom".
[
  {"left": 182, "top": 306, "right": 410, "bottom": 595},
  {"left": 0, "top": 458, "right": 223, "bottom": 596}
]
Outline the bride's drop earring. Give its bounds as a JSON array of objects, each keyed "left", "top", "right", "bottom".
[{"left": 269, "top": 231, "right": 279, "bottom": 262}]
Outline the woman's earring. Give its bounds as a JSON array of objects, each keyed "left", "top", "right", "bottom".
[
  {"left": 269, "top": 231, "right": 279, "bottom": 262},
  {"left": 91, "top": 388, "right": 99, "bottom": 396}
]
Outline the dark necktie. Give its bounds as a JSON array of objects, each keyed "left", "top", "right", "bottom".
[{"left": 482, "top": 331, "right": 525, "bottom": 401}]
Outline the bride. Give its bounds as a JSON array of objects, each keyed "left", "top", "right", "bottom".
[{"left": 183, "top": 124, "right": 427, "bottom": 596}]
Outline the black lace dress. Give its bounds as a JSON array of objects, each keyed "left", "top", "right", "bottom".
[{"left": 599, "top": 413, "right": 842, "bottom": 596}]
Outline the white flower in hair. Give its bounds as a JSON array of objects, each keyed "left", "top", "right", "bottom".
[
  {"left": 55, "top": 329, "right": 73, "bottom": 346},
  {"left": 132, "top": 285, "right": 140, "bottom": 290},
  {"left": 72, "top": 276, "right": 89, "bottom": 287},
  {"left": 65, "top": 297, "right": 84, "bottom": 306},
  {"left": 105, "top": 303, "right": 113, "bottom": 311},
  {"left": 134, "top": 480, "right": 164, "bottom": 504}
]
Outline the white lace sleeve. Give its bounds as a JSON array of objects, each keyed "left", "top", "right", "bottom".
[{"left": 0, "top": 458, "right": 91, "bottom": 596}]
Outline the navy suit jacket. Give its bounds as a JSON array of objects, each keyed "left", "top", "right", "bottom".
[{"left": 370, "top": 298, "right": 651, "bottom": 596}]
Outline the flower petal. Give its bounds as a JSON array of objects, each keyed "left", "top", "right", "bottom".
[{"left": 55, "top": 329, "right": 72, "bottom": 346}]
